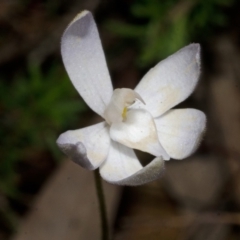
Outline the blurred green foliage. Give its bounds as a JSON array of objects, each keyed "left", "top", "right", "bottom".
[
  {"left": 106, "top": 0, "right": 234, "bottom": 66},
  {"left": 0, "top": 64, "right": 85, "bottom": 198}
]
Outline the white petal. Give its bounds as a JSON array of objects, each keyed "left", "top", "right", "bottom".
[
  {"left": 100, "top": 141, "right": 141, "bottom": 181},
  {"left": 110, "top": 109, "right": 170, "bottom": 159},
  {"left": 56, "top": 122, "right": 110, "bottom": 170},
  {"left": 155, "top": 109, "right": 206, "bottom": 159},
  {"left": 61, "top": 10, "right": 113, "bottom": 117},
  {"left": 135, "top": 44, "right": 201, "bottom": 117},
  {"left": 100, "top": 141, "right": 165, "bottom": 186}
]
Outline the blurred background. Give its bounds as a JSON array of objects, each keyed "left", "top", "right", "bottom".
[{"left": 1, "top": 0, "right": 240, "bottom": 239}]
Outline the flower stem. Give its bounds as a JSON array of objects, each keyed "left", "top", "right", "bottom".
[{"left": 94, "top": 170, "right": 109, "bottom": 240}]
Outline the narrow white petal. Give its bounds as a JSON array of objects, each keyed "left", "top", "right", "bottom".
[
  {"left": 110, "top": 109, "right": 169, "bottom": 159},
  {"left": 100, "top": 141, "right": 165, "bottom": 186},
  {"left": 100, "top": 141, "right": 142, "bottom": 181},
  {"left": 155, "top": 109, "right": 206, "bottom": 159},
  {"left": 100, "top": 141, "right": 164, "bottom": 186},
  {"left": 110, "top": 157, "right": 165, "bottom": 186},
  {"left": 135, "top": 44, "right": 201, "bottom": 117},
  {"left": 57, "top": 122, "right": 110, "bottom": 170},
  {"left": 61, "top": 10, "right": 113, "bottom": 117}
]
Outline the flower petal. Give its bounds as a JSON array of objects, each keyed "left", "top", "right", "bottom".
[
  {"left": 109, "top": 109, "right": 170, "bottom": 159},
  {"left": 61, "top": 10, "right": 113, "bottom": 117},
  {"left": 56, "top": 122, "right": 110, "bottom": 170},
  {"left": 155, "top": 109, "right": 206, "bottom": 159},
  {"left": 100, "top": 141, "right": 165, "bottom": 186},
  {"left": 135, "top": 44, "right": 201, "bottom": 117},
  {"left": 100, "top": 141, "right": 141, "bottom": 180}
]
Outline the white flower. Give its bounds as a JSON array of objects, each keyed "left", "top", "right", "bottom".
[{"left": 57, "top": 10, "right": 206, "bottom": 186}]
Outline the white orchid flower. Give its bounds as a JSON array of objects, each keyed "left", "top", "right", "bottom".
[{"left": 57, "top": 10, "right": 206, "bottom": 186}]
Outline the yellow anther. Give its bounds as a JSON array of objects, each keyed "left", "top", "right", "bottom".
[{"left": 122, "top": 107, "right": 127, "bottom": 120}]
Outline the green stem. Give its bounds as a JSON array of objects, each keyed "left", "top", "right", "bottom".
[{"left": 94, "top": 170, "right": 109, "bottom": 240}]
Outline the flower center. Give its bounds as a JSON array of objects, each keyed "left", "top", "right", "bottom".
[
  {"left": 122, "top": 107, "right": 128, "bottom": 120},
  {"left": 103, "top": 88, "right": 145, "bottom": 125}
]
